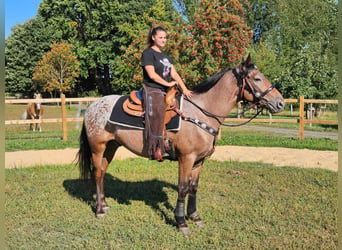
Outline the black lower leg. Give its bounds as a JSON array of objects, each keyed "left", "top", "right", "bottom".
[
  {"left": 174, "top": 199, "right": 186, "bottom": 225},
  {"left": 187, "top": 194, "right": 197, "bottom": 216}
]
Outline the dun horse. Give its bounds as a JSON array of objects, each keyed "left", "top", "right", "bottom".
[
  {"left": 25, "top": 93, "right": 43, "bottom": 132},
  {"left": 77, "top": 55, "right": 285, "bottom": 234}
]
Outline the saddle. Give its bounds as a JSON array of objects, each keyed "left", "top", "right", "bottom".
[{"left": 123, "top": 87, "right": 180, "bottom": 127}]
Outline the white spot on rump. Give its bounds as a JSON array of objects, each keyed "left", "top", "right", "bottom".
[{"left": 84, "top": 95, "right": 121, "bottom": 137}]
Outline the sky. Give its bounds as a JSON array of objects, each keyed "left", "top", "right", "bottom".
[{"left": 5, "top": 0, "right": 42, "bottom": 38}]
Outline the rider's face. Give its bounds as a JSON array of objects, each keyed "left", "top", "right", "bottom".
[{"left": 152, "top": 31, "right": 167, "bottom": 49}]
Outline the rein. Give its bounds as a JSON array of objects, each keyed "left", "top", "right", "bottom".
[
  {"left": 184, "top": 97, "right": 263, "bottom": 127},
  {"left": 180, "top": 66, "right": 275, "bottom": 129}
]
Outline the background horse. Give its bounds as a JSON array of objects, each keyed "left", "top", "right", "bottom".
[
  {"left": 24, "top": 93, "right": 43, "bottom": 131},
  {"left": 77, "top": 55, "right": 285, "bottom": 234}
]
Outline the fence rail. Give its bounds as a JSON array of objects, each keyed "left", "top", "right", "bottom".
[{"left": 5, "top": 95, "right": 338, "bottom": 140}]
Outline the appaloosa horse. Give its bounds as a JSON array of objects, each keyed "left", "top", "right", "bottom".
[
  {"left": 77, "top": 55, "right": 285, "bottom": 234},
  {"left": 25, "top": 93, "right": 43, "bottom": 131}
]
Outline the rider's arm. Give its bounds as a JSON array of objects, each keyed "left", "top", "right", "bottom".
[
  {"left": 144, "top": 65, "right": 176, "bottom": 88},
  {"left": 170, "top": 65, "right": 193, "bottom": 98}
]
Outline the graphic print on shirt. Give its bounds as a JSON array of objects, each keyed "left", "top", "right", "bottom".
[{"left": 160, "top": 58, "right": 171, "bottom": 78}]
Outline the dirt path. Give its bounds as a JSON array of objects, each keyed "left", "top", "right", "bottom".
[{"left": 5, "top": 146, "right": 338, "bottom": 172}]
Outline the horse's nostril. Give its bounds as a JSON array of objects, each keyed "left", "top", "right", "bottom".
[{"left": 277, "top": 100, "right": 285, "bottom": 110}]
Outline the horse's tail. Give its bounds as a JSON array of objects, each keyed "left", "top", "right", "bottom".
[{"left": 77, "top": 122, "right": 93, "bottom": 180}]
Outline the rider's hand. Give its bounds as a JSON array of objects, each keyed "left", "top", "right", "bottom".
[{"left": 182, "top": 88, "right": 193, "bottom": 99}]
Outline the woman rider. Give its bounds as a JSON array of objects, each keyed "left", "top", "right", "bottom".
[{"left": 141, "top": 26, "right": 193, "bottom": 161}]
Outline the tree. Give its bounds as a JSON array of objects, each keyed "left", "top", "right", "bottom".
[
  {"left": 272, "top": 0, "right": 337, "bottom": 99},
  {"left": 243, "top": 0, "right": 337, "bottom": 99},
  {"left": 111, "top": 0, "right": 183, "bottom": 93},
  {"left": 32, "top": 42, "right": 80, "bottom": 95},
  {"left": 5, "top": 16, "right": 61, "bottom": 95},
  {"left": 114, "top": 0, "right": 252, "bottom": 93},
  {"left": 242, "top": 0, "right": 278, "bottom": 43},
  {"left": 176, "top": 0, "right": 252, "bottom": 84},
  {"left": 38, "top": 0, "right": 179, "bottom": 95}
]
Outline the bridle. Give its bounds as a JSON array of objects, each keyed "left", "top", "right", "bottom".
[
  {"left": 232, "top": 67, "right": 275, "bottom": 104},
  {"left": 182, "top": 66, "right": 276, "bottom": 129}
]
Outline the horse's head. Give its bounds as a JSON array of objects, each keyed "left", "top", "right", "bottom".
[
  {"left": 34, "top": 93, "right": 42, "bottom": 99},
  {"left": 234, "top": 54, "right": 285, "bottom": 114}
]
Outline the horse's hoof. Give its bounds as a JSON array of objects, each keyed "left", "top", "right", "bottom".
[
  {"left": 189, "top": 213, "right": 204, "bottom": 228},
  {"left": 102, "top": 206, "right": 110, "bottom": 213},
  {"left": 96, "top": 211, "right": 106, "bottom": 218},
  {"left": 194, "top": 219, "right": 204, "bottom": 228},
  {"left": 178, "top": 223, "right": 190, "bottom": 235}
]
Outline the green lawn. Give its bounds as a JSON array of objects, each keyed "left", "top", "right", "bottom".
[
  {"left": 5, "top": 103, "right": 338, "bottom": 152},
  {"left": 5, "top": 159, "right": 337, "bottom": 249}
]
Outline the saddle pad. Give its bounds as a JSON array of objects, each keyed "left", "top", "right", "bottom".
[{"left": 107, "top": 95, "right": 183, "bottom": 131}]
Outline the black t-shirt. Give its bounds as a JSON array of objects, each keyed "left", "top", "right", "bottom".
[{"left": 141, "top": 47, "right": 172, "bottom": 91}]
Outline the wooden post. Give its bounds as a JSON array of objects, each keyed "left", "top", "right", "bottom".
[
  {"left": 61, "top": 93, "right": 68, "bottom": 141},
  {"left": 75, "top": 101, "right": 82, "bottom": 129},
  {"left": 299, "top": 95, "right": 304, "bottom": 140}
]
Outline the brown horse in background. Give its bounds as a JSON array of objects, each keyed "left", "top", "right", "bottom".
[
  {"left": 25, "top": 93, "right": 43, "bottom": 132},
  {"left": 77, "top": 55, "right": 285, "bottom": 234}
]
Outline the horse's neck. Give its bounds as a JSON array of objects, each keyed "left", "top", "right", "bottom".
[{"left": 191, "top": 72, "right": 239, "bottom": 122}]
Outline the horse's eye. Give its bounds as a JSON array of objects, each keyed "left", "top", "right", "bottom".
[{"left": 254, "top": 77, "right": 262, "bottom": 82}]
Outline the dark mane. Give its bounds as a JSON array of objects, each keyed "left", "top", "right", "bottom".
[{"left": 192, "top": 69, "right": 230, "bottom": 93}]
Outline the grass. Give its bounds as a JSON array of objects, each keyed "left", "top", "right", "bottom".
[
  {"left": 217, "top": 127, "right": 338, "bottom": 151},
  {"left": 5, "top": 104, "right": 338, "bottom": 152},
  {"left": 5, "top": 103, "right": 338, "bottom": 152},
  {"left": 5, "top": 104, "right": 337, "bottom": 248},
  {"left": 5, "top": 125, "right": 338, "bottom": 152},
  {"left": 5, "top": 159, "right": 337, "bottom": 249}
]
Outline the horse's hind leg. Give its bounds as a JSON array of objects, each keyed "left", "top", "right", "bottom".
[{"left": 92, "top": 140, "right": 119, "bottom": 218}]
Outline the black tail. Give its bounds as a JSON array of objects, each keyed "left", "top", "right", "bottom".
[{"left": 77, "top": 122, "right": 92, "bottom": 180}]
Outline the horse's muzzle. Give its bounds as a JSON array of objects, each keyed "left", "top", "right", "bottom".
[{"left": 266, "top": 97, "right": 285, "bottom": 114}]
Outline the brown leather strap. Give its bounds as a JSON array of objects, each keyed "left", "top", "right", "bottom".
[
  {"left": 123, "top": 99, "right": 144, "bottom": 117},
  {"left": 130, "top": 90, "right": 142, "bottom": 105},
  {"left": 165, "top": 87, "right": 180, "bottom": 105}
]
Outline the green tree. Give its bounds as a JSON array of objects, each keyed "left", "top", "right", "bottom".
[
  {"left": 243, "top": 0, "right": 337, "bottom": 99},
  {"left": 112, "top": 0, "right": 182, "bottom": 93},
  {"left": 38, "top": 0, "right": 179, "bottom": 95},
  {"left": 5, "top": 16, "right": 61, "bottom": 95},
  {"left": 114, "top": 0, "right": 252, "bottom": 93},
  {"left": 32, "top": 42, "right": 80, "bottom": 95},
  {"left": 273, "top": 0, "right": 337, "bottom": 99}
]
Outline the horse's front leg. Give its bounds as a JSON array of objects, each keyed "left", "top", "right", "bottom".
[
  {"left": 30, "top": 116, "right": 35, "bottom": 131},
  {"left": 37, "top": 118, "right": 42, "bottom": 132},
  {"left": 187, "top": 160, "right": 204, "bottom": 228},
  {"left": 175, "top": 155, "right": 195, "bottom": 235}
]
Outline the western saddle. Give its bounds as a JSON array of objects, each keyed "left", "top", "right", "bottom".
[{"left": 122, "top": 87, "right": 180, "bottom": 127}]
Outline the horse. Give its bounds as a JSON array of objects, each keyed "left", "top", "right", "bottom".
[
  {"left": 77, "top": 55, "right": 285, "bottom": 234},
  {"left": 25, "top": 93, "right": 43, "bottom": 132}
]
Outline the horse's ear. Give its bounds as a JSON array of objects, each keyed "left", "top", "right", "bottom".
[
  {"left": 237, "top": 53, "right": 251, "bottom": 75},
  {"left": 245, "top": 53, "right": 251, "bottom": 66}
]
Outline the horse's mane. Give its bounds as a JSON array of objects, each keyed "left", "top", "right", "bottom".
[{"left": 192, "top": 69, "right": 230, "bottom": 94}]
